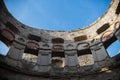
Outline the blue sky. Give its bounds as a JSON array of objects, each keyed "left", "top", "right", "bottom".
[
  {"left": 0, "top": 41, "right": 9, "bottom": 56},
  {"left": 107, "top": 40, "right": 120, "bottom": 57},
  {"left": 0, "top": 0, "right": 120, "bottom": 57},
  {"left": 4, "top": 0, "right": 111, "bottom": 31}
]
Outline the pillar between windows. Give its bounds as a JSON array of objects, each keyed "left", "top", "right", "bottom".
[
  {"left": 37, "top": 50, "right": 51, "bottom": 72},
  {"left": 65, "top": 50, "right": 78, "bottom": 67},
  {"left": 90, "top": 43, "right": 109, "bottom": 66},
  {"left": 6, "top": 41, "right": 25, "bottom": 67}
]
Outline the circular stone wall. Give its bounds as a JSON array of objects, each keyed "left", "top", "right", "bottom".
[{"left": 0, "top": 0, "right": 120, "bottom": 80}]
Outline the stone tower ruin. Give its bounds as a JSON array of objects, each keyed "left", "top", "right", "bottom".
[{"left": 0, "top": 0, "right": 120, "bottom": 80}]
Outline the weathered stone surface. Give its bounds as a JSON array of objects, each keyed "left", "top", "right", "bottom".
[
  {"left": 90, "top": 43, "right": 109, "bottom": 62},
  {"left": 65, "top": 50, "right": 78, "bottom": 66},
  {"left": 78, "top": 54, "right": 94, "bottom": 66},
  {"left": 0, "top": 0, "right": 120, "bottom": 79}
]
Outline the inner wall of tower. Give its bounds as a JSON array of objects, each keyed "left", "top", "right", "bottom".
[{"left": 0, "top": 0, "right": 120, "bottom": 80}]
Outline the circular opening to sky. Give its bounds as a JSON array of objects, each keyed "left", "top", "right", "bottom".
[{"left": 4, "top": 0, "right": 111, "bottom": 31}]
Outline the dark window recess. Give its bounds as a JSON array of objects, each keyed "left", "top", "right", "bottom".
[
  {"left": 77, "top": 49, "right": 92, "bottom": 56},
  {"left": 52, "top": 38, "right": 64, "bottom": 43},
  {"left": 116, "top": 2, "right": 120, "bottom": 14},
  {"left": 52, "top": 52, "right": 65, "bottom": 57},
  {"left": 52, "top": 58, "right": 64, "bottom": 68},
  {"left": 28, "top": 34, "right": 41, "bottom": 42},
  {"left": 24, "top": 47, "right": 38, "bottom": 56},
  {"left": 74, "top": 35, "right": 87, "bottom": 42},
  {"left": 97, "top": 23, "right": 110, "bottom": 34},
  {"left": 5, "top": 22, "right": 20, "bottom": 34},
  {"left": 52, "top": 59, "right": 63, "bottom": 64}
]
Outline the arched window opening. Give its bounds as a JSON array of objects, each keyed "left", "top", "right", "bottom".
[
  {"left": 97, "top": 23, "right": 110, "bottom": 34},
  {"left": 51, "top": 57, "right": 65, "bottom": 68},
  {"left": 52, "top": 52, "right": 64, "bottom": 57},
  {"left": 22, "top": 47, "right": 38, "bottom": 63},
  {"left": 25, "top": 41, "right": 39, "bottom": 55},
  {"left": 5, "top": 22, "right": 20, "bottom": 34},
  {"left": 52, "top": 38, "right": 64, "bottom": 43},
  {"left": 28, "top": 34, "right": 41, "bottom": 42},
  {"left": 78, "top": 54, "right": 94, "bottom": 66},
  {"left": 0, "top": 29, "right": 15, "bottom": 46},
  {"left": 52, "top": 45, "right": 64, "bottom": 52},
  {"left": 0, "top": 40, "right": 9, "bottom": 56},
  {"left": 78, "top": 49, "right": 94, "bottom": 66},
  {"left": 22, "top": 53, "right": 37, "bottom": 63},
  {"left": 103, "top": 35, "right": 117, "bottom": 48},
  {"left": 116, "top": 2, "right": 120, "bottom": 14},
  {"left": 107, "top": 40, "right": 120, "bottom": 57},
  {"left": 51, "top": 52, "right": 65, "bottom": 68},
  {"left": 74, "top": 35, "right": 87, "bottom": 42}
]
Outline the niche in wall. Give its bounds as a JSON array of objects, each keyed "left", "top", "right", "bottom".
[
  {"left": 22, "top": 46, "right": 38, "bottom": 63},
  {"left": 22, "top": 53, "right": 37, "bottom": 63},
  {"left": 97, "top": 23, "right": 110, "bottom": 34},
  {"left": 28, "top": 34, "right": 41, "bottom": 42},
  {"left": 22, "top": 42, "right": 39, "bottom": 63},
  {"left": 1, "top": 28, "right": 15, "bottom": 44},
  {"left": 52, "top": 38, "right": 64, "bottom": 52},
  {"left": 52, "top": 38, "right": 64, "bottom": 43},
  {"left": 74, "top": 35, "right": 87, "bottom": 42},
  {"left": 51, "top": 51, "right": 65, "bottom": 68},
  {"left": 5, "top": 22, "right": 20, "bottom": 34},
  {"left": 78, "top": 49, "right": 94, "bottom": 66},
  {"left": 51, "top": 57, "right": 65, "bottom": 68}
]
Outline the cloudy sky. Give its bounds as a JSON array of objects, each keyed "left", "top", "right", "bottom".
[{"left": 1, "top": 0, "right": 120, "bottom": 57}]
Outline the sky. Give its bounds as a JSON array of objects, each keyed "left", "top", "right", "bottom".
[
  {"left": 107, "top": 40, "right": 120, "bottom": 57},
  {"left": 0, "top": 41, "right": 9, "bottom": 56},
  {"left": 0, "top": 0, "right": 120, "bottom": 57},
  {"left": 4, "top": 0, "right": 111, "bottom": 31}
]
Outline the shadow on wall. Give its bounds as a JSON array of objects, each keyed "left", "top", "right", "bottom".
[{"left": 0, "top": 76, "right": 8, "bottom": 80}]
